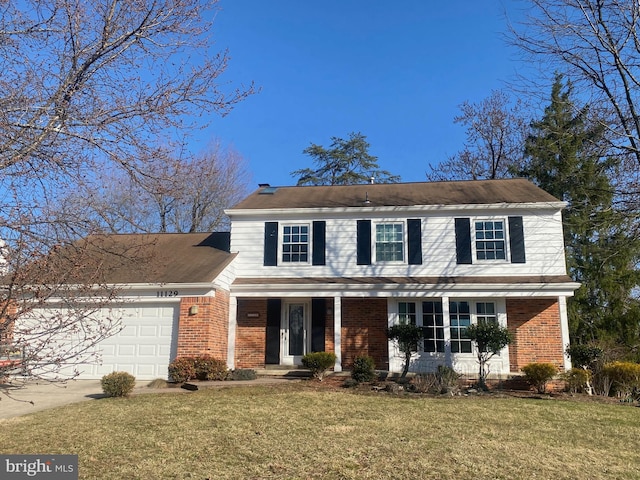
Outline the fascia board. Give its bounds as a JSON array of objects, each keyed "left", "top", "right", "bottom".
[{"left": 226, "top": 201, "right": 567, "bottom": 218}]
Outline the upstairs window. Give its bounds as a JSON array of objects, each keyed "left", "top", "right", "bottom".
[
  {"left": 376, "top": 223, "right": 404, "bottom": 262},
  {"left": 475, "top": 220, "right": 506, "bottom": 260},
  {"left": 282, "top": 224, "right": 309, "bottom": 263}
]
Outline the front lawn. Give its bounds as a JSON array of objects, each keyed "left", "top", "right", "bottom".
[{"left": 0, "top": 382, "right": 638, "bottom": 479}]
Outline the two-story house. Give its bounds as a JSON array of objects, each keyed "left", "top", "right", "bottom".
[
  {"left": 13, "top": 178, "right": 579, "bottom": 380},
  {"left": 226, "top": 178, "right": 579, "bottom": 377}
]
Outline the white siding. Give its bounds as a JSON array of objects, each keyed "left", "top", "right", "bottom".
[{"left": 229, "top": 208, "right": 568, "bottom": 279}]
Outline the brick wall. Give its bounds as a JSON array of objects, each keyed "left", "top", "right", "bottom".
[
  {"left": 341, "top": 298, "right": 389, "bottom": 370},
  {"left": 506, "top": 298, "right": 565, "bottom": 372},
  {"left": 235, "top": 299, "right": 268, "bottom": 368},
  {"left": 176, "top": 291, "right": 229, "bottom": 360}
]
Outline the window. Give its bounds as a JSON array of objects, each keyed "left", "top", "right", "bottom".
[
  {"left": 449, "top": 301, "right": 472, "bottom": 353},
  {"left": 475, "top": 220, "right": 506, "bottom": 260},
  {"left": 423, "top": 301, "right": 444, "bottom": 353},
  {"left": 398, "top": 302, "right": 416, "bottom": 325},
  {"left": 476, "top": 302, "right": 497, "bottom": 325},
  {"left": 282, "top": 224, "right": 309, "bottom": 263},
  {"left": 376, "top": 223, "right": 404, "bottom": 262}
]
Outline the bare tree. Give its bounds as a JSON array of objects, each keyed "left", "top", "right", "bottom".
[
  {"left": 63, "top": 143, "right": 251, "bottom": 234},
  {"left": 0, "top": 0, "right": 254, "bottom": 383},
  {"left": 509, "top": 0, "right": 640, "bottom": 170},
  {"left": 427, "top": 90, "right": 528, "bottom": 181}
]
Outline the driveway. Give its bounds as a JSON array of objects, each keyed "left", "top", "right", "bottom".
[
  {"left": 0, "top": 379, "right": 107, "bottom": 420},
  {"left": 0, "top": 377, "right": 299, "bottom": 419}
]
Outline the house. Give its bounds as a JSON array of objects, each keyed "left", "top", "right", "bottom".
[{"left": 14, "top": 179, "right": 580, "bottom": 380}]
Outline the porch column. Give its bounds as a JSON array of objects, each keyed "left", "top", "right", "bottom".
[
  {"left": 333, "top": 296, "right": 342, "bottom": 372},
  {"left": 226, "top": 295, "right": 238, "bottom": 370},
  {"left": 558, "top": 295, "right": 572, "bottom": 371}
]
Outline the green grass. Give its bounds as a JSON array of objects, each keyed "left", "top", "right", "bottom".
[{"left": 0, "top": 383, "right": 638, "bottom": 479}]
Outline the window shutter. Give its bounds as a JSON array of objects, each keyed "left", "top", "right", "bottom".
[
  {"left": 263, "top": 222, "right": 278, "bottom": 266},
  {"left": 312, "top": 221, "right": 326, "bottom": 266},
  {"left": 455, "top": 218, "right": 472, "bottom": 264},
  {"left": 311, "top": 298, "right": 326, "bottom": 352},
  {"left": 508, "top": 216, "right": 526, "bottom": 263},
  {"left": 407, "top": 219, "right": 423, "bottom": 265},
  {"left": 357, "top": 220, "right": 371, "bottom": 265},
  {"left": 265, "top": 299, "right": 281, "bottom": 364}
]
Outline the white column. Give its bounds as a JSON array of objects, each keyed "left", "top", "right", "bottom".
[
  {"left": 333, "top": 296, "right": 342, "bottom": 372},
  {"left": 226, "top": 295, "right": 238, "bottom": 370},
  {"left": 558, "top": 295, "right": 572, "bottom": 371}
]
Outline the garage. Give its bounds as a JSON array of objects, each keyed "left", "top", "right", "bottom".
[{"left": 81, "top": 303, "right": 179, "bottom": 380}]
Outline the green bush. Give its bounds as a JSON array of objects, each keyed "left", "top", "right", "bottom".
[
  {"left": 194, "top": 355, "right": 229, "bottom": 381},
  {"left": 566, "top": 344, "right": 603, "bottom": 370},
  {"left": 563, "top": 368, "right": 591, "bottom": 394},
  {"left": 351, "top": 355, "right": 376, "bottom": 383},
  {"left": 301, "top": 351, "right": 337, "bottom": 381},
  {"left": 601, "top": 361, "right": 640, "bottom": 400},
  {"left": 521, "top": 362, "right": 558, "bottom": 394},
  {"left": 168, "top": 357, "right": 197, "bottom": 383},
  {"left": 231, "top": 368, "right": 258, "bottom": 381},
  {"left": 101, "top": 371, "right": 136, "bottom": 397}
]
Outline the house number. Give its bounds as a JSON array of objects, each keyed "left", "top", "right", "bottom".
[{"left": 156, "top": 290, "right": 179, "bottom": 297}]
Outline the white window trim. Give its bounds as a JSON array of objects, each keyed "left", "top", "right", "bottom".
[
  {"left": 472, "top": 217, "right": 509, "bottom": 263},
  {"left": 390, "top": 298, "right": 507, "bottom": 357},
  {"left": 373, "top": 220, "right": 406, "bottom": 264},
  {"left": 279, "top": 222, "right": 311, "bottom": 265}
]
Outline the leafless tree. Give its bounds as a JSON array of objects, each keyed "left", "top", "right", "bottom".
[
  {"left": 63, "top": 142, "right": 251, "bottom": 234},
  {"left": 508, "top": 0, "right": 640, "bottom": 183},
  {"left": 427, "top": 90, "right": 528, "bottom": 181},
  {"left": 0, "top": 0, "right": 254, "bottom": 384}
]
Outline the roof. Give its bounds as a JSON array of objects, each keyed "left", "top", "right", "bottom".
[
  {"left": 229, "top": 178, "right": 561, "bottom": 211},
  {"left": 19, "top": 232, "right": 235, "bottom": 286}
]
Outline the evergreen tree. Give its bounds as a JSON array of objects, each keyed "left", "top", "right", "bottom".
[
  {"left": 520, "top": 75, "right": 640, "bottom": 347},
  {"left": 291, "top": 132, "right": 400, "bottom": 185}
]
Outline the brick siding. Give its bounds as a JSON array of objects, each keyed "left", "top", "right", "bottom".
[
  {"left": 235, "top": 299, "right": 268, "bottom": 368},
  {"left": 506, "top": 298, "right": 565, "bottom": 372},
  {"left": 341, "top": 298, "right": 389, "bottom": 370},
  {"left": 176, "top": 291, "right": 229, "bottom": 361}
]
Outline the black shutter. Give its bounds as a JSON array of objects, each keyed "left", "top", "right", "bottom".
[
  {"left": 357, "top": 220, "right": 372, "bottom": 265},
  {"left": 263, "top": 222, "right": 278, "bottom": 266},
  {"left": 455, "top": 218, "right": 472, "bottom": 264},
  {"left": 265, "top": 299, "right": 281, "bottom": 364},
  {"left": 508, "top": 216, "right": 526, "bottom": 263},
  {"left": 407, "top": 219, "right": 423, "bottom": 265},
  {"left": 312, "top": 221, "right": 326, "bottom": 266},
  {"left": 311, "top": 298, "right": 326, "bottom": 352}
]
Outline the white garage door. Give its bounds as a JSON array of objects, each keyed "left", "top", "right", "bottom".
[{"left": 83, "top": 303, "right": 179, "bottom": 380}]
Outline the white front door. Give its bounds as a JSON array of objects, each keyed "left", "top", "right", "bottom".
[{"left": 281, "top": 302, "right": 309, "bottom": 365}]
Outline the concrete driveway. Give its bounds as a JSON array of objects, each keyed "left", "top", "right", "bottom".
[
  {"left": 0, "top": 379, "right": 106, "bottom": 420},
  {"left": 0, "top": 377, "right": 298, "bottom": 420}
]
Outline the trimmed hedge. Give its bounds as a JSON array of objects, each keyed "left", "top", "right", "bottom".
[{"left": 101, "top": 371, "right": 136, "bottom": 397}]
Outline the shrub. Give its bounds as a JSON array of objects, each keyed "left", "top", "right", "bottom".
[
  {"left": 563, "top": 368, "right": 591, "bottom": 394},
  {"left": 387, "top": 323, "right": 423, "bottom": 378},
  {"left": 231, "top": 368, "right": 258, "bottom": 381},
  {"left": 411, "top": 365, "right": 461, "bottom": 394},
  {"left": 351, "top": 355, "right": 376, "bottom": 383},
  {"left": 566, "top": 344, "right": 603, "bottom": 370},
  {"left": 168, "top": 357, "right": 197, "bottom": 383},
  {"left": 194, "top": 355, "right": 229, "bottom": 381},
  {"left": 301, "top": 351, "right": 337, "bottom": 381},
  {"left": 101, "top": 371, "right": 136, "bottom": 397},
  {"left": 465, "top": 322, "right": 511, "bottom": 390},
  {"left": 342, "top": 378, "right": 359, "bottom": 389},
  {"left": 521, "top": 362, "right": 558, "bottom": 394},
  {"left": 600, "top": 361, "right": 640, "bottom": 400}
]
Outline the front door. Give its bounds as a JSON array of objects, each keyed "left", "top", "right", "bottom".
[{"left": 281, "top": 302, "right": 309, "bottom": 365}]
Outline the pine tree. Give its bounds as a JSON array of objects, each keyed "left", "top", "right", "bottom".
[
  {"left": 291, "top": 132, "right": 400, "bottom": 186},
  {"left": 520, "top": 75, "right": 640, "bottom": 347}
]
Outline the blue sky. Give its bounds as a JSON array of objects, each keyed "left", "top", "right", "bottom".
[{"left": 199, "top": 1, "right": 526, "bottom": 187}]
